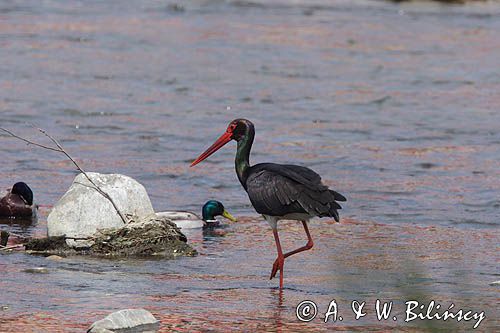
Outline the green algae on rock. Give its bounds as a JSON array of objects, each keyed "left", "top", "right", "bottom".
[
  {"left": 25, "top": 215, "right": 197, "bottom": 258},
  {"left": 91, "top": 214, "right": 197, "bottom": 257}
]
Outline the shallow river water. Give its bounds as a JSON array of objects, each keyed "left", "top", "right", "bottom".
[{"left": 1, "top": 0, "right": 499, "bottom": 331}]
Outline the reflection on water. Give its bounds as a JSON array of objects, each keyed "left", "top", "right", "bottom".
[
  {"left": 1, "top": 218, "right": 498, "bottom": 331},
  {"left": 1, "top": 0, "right": 499, "bottom": 331}
]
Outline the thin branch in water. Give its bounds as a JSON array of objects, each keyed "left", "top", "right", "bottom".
[
  {"left": 0, "top": 126, "right": 128, "bottom": 224},
  {"left": 0, "top": 127, "right": 60, "bottom": 152},
  {"left": 32, "top": 125, "right": 128, "bottom": 224},
  {"left": 0, "top": 244, "right": 24, "bottom": 251}
]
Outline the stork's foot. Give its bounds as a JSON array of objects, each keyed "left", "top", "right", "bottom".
[
  {"left": 270, "top": 256, "right": 284, "bottom": 281},
  {"left": 270, "top": 240, "right": 314, "bottom": 279}
]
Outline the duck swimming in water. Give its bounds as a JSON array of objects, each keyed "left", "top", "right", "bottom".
[
  {"left": 156, "top": 200, "right": 236, "bottom": 229},
  {"left": 0, "top": 182, "right": 37, "bottom": 218}
]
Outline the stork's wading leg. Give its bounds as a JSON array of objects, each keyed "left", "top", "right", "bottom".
[
  {"left": 270, "top": 221, "right": 314, "bottom": 280},
  {"left": 271, "top": 228, "right": 285, "bottom": 289}
]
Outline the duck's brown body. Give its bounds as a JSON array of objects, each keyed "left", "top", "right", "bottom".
[{"left": 0, "top": 183, "right": 37, "bottom": 218}]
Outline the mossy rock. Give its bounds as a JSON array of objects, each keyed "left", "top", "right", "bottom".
[
  {"left": 25, "top": 215, "right": 196, "bottom": 258},
  {"left": 91, "top": 215, "right": 197, "bottom": 257}
]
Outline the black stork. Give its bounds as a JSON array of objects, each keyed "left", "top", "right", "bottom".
[{"left": 191, "top": 119, "right": 346, "bottom": 288}]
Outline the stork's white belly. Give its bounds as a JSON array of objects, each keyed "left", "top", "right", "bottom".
[{"left": 262, "top": 213, "right": 312, "bottom": 229}]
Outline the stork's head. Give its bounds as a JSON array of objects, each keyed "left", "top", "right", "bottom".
[{"left": 190, "top": 119, "right": 254, "bottom": 166}]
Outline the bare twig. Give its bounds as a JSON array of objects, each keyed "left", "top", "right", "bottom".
[
  {"left": 34, "top": 126, "right": 128, "bottom": 224},
  {"left": 0, "top": 244, "right": 24, "bottom": 251},
  {"left": 0, "top": 127, "right": 60, "bottom": 152},
  {"left": 0, "top": 126, "right": 128, "bottom": 224},
  {"left": 64, "top": 236, "right": 93, "bottom": 240}
]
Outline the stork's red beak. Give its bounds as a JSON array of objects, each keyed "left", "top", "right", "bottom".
[{"left": 190, "top": 131, "right": 233, "bottom": 167}]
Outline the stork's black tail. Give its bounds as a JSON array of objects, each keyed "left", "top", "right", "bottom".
[
  {"left": 330, "top": 190, "right": 346, "bottom": 202},
  {"left": 324, "top": 190, "right": 346, "bottom": 222}
]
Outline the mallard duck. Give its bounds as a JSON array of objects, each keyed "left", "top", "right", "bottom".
[
  {"left": 156, "top": 200, "right": 236, "bottom": 229},
  {"left": 0, "top": 182, "right": 37, "bottom": 218}
]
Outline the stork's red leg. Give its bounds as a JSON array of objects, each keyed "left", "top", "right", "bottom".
[
  {"left": 270, "top": 221, "right": 313, "bottom": 279},
  {"left": 271, "top": 228, "right": 285, "bottom": 289}
]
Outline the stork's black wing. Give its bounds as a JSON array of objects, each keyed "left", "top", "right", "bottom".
[{"left": 245, "top": 163, "right": 346, "bottom": 221}]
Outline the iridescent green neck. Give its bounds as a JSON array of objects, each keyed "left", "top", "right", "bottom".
[{"left": 235, "top": 128, "right": 254, "bottom": 187}]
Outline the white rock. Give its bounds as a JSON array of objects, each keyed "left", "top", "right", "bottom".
[
  {"left": 87, "top": 309, "right": 159, "bottom": 333},
  {"left": 47, "top": 173, "right": 154, "bottom": 248}
]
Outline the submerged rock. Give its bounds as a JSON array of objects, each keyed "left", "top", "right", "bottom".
[
  {"left": 22, "top": 267, "right": 49, "bottom": 274},
  {"left": 87, "top": 308, "right": 159, "bottom": 333},
  {"left": 47, "top": 173, "right": 154, "bottom": 248},
  {"left": 46, "top": 255, "right": 64, "bottom": 261}
]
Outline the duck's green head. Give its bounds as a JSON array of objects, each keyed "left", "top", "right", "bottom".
[
  {"left": 202, "top": 200, "right": 236, "bottom": 222},
  {"left": 11, "top": 182, "right": 33, "bottom": 206}
]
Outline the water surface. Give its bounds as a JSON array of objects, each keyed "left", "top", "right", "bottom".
[{"left": 1, "top": 0, "right": 499, "bottom": 331}]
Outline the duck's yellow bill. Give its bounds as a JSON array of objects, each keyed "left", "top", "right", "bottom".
[{"left": 222, "top": 209, "right": 237, "bottom": 222}]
